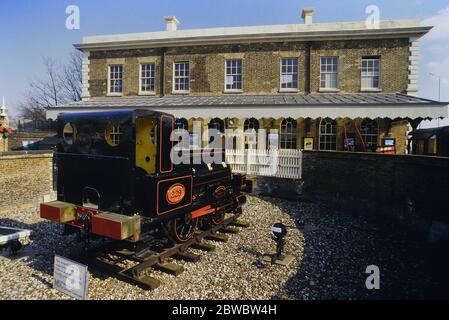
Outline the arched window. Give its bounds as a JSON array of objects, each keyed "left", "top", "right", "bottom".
[
  {"left": 208, "top": 118, "right": 225, "bottom": 146},
  {"left": 280, "top": 118, "right": 297, "bottom": 149},
  {"left": 319, "top": 118, "right": 337, "bottom": 150},
  {"left": 244, "top": 118, "right": 260, "bottom": 132},
  {"left": 360, "top": 119, "right": 379, "bottom": 151},
  {"left": 244, "top": 118, "right": 260, "bottom": 149},
  {"left": 208, "top": 118, "right": 225, "bottom": 133}
]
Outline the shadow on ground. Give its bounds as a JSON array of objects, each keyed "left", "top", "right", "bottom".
[
  {"left": 258, "top": 195, "right": 449, "bottom": 300},
  {"left": 0, "top": 217, "right": 112, "bottom": 287}
]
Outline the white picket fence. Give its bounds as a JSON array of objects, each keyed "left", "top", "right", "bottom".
[{"left": 225, "top": 149, "right": 302, "bottom": 179}]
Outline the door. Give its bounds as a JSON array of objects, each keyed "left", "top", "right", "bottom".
[{"left": 136, "top": 117, "right": 157, "bottom": 174}]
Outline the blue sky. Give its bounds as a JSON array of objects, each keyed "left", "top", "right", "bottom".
[{"left": 1, "top": 0, "right": 449, "bottom": 126}]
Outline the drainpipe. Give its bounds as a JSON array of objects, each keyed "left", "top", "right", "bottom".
[
  {"left": 161, "top": 47, "right": 167, "bottom": 96},
  {"left": 306, "top": 41, "right": 312, "bottom": 94}
]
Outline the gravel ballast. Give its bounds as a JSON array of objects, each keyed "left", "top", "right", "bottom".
[{"left": 0, "top": 196, "right": 439, "bottom": 300}]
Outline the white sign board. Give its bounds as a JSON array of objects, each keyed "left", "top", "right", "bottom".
[
  {"left": 53, "top": 255, "right": 89, "bottom": 300},
  {"left": 226, "top": 76, "right": 234, "bottom": 85},
  {"left": 281, "top": 74, "right": 293, "bottom": 84},
  {"left": 271, "top": 227, "right": 283, "bottom": 233}
]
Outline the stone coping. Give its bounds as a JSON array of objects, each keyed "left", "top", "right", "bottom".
[{"left": 0, "top": 150, "right": 54, "bottom": 159}]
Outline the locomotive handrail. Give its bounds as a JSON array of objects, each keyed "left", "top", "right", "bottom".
[{"left": 55, "top": 152, "right": 130, "bottom": 161}]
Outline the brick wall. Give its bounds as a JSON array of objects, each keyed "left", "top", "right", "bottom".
[
  {"left": 309, "top": 39, "right": 409, "bottom": 93},
  {"left": 0, "top": 135, "right": 6, "bottom": 153},
  {"left": 8, "top": 131, "right": 56, "bottom": 151},
  {"left": 0, "top": 151, "right": 56, "bottom": 214},
  {"left": 301, "top": 150, "right": 449, "bottom": 236},
  {"left": 88, "top": 39, "right": 409, "bottom": 97}
]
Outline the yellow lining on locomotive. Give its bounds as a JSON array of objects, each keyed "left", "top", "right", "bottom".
[{"left": 136, "top": 117, "right": 157, "bottom": 174}]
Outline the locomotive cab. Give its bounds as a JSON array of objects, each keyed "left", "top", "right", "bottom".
[
  {"left": 56, "top": 110, "right": 172, "bottom": 213},
  {"left": 41, "top": 109, "right": 246, "bottom": 244}
]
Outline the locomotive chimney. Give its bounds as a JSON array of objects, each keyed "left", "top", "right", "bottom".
[
  {"left": 165, "top": 16, "right": 180, "bottom": 31},
  {"left": 301, "top": 8, "right": 315, "bottom": 25}
]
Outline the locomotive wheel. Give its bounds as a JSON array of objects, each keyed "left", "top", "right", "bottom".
[{"left": 166, "top": 215, "right": 198, "bottom": 243}]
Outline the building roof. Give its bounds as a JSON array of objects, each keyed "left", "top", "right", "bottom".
[
  {"left": 55, "top": 93, "right": 446, "bottom": 108},
  {"left": 75, "top": 19, "right": 432, "bottom": 50},
  {"left": 409, "top": 126, "right": 449, "bottom": 140},
  {"left": 47, "top": 93, "right": 448, "bottom": 121}
]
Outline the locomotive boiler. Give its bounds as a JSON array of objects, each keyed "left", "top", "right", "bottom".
[{"left": 40, "top": 110, "right": 247, "bottom": 244}]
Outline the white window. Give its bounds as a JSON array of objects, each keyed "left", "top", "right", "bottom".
[
  {"left": 361, "top": 58, "right": 380, "bottom": 89},
  {"left": 280, "top": 58, "right": 299, "bottom": 90},
  {"left": 225, "top": 59, "right": 243, "bottom": 91},
  {"left": 360, "top": 119, "right": 379, "bottom": 150},
  {"left": 140, "top": 63, "right": 155, "bottom": 94},
  {"left": 109, "top": 65, "right": 123, "bottom": 95},
  {"left": 280, "top": 118, "right": 297, "bottom": 150},
  {"left": 319, "top": 118, "right": 337, "bottom": 151},
  {"left": 320, "top": 57, "right": 339, "bottom": 89},
  {"left": 173, "top": 62, "right": 190, "bottom": 93}
]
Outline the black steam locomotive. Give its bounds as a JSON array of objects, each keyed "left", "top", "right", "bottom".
[{"left": 40, "top": 110, "right": 247, "bottom": 244}]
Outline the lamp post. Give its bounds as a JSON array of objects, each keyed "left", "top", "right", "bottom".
[
  {"left": 429, "top": 73, "right": 441, "bottom": 102},
  {"left": 430, "top": 73, "right": 442, "bottom": 128}
]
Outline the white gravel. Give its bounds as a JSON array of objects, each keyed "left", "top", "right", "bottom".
[
  {"left": 0, "top": 196, "right": 304, "bottom": 300},
  {"left": 0, "top": 195, "right": 438, "bottom": 300}
]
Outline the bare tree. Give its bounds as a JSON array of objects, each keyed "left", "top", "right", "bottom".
[
  {"left": 18, "top": 50, "right": 82, "bottom": 130},
  {"left": 18, "top": 99, "right": 47, "bottom": 128},
  {"left": 58, "top": 51, "right": 83, "bottom": 102}
]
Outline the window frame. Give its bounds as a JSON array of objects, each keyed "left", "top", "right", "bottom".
[
  {"left": 224, "top": 59, "right": 243, "bottom": 93},
  {"left": 108, "top": 64, "right": 124, "bottom": 96},
  {"left": 361, "top": 57, "right": 381, "bottom": 91},
  {"left": 280, "top": 118, "right": 298, "bottom": 150},
  {"left": 360, "top": 119, "right": 379, "bottom": 149},
  {"left": 173, "top": 61, "right": 190, "bottom": 94},
  {"left": 139, "top": 63, "right": 156, "bottom": 95},
  {"left": 105, "top": 123, "right": 123, "bottom": 147},
  {"left": 280, "top": 57, "right": 300, "bottom": 92},
  {"left": 320, "top": 57, "right": 339, "bottom": 91},
  {"left": 319, "top": 118, "right": 338, "bottom": 151}
]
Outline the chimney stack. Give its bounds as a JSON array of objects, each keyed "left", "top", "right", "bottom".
[
  {"left": 165, "top": 16, "right": 180, "bottom": 31},
  {"left": 301, "top": 8, "right": 315, "bottom": 25}
]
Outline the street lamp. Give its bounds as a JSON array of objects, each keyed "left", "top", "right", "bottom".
[
  {"left": 430, "top": 73, "right": 442, "bottom": 128},
  {"left": 429, "top": 73, "right": 441, "bottom": 102}
]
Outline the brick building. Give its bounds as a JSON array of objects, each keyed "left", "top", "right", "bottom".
[{"left": 47, "top": 8, "right": 448, "bottom": 154}]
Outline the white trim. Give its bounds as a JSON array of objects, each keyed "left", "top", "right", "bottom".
[
  {"left": 320, "top": 56, "right": 339, "bottom": 90},
  {"left": 361, "top": 88, "right": 383, "bottom": 93},
  {"left": 139, "top": 63, "right": 156, "bottom": 95},
  {"left": 75, "top": 20, "right": 430, "bottom": 50},
  {"left": 407, "top": 37, "right": 420, "bottom": 95},
  {"left": 361, "top": 57, "right": 381, "bottom": 91},
  {"left": 81, "top": 51, "right": 90, "bottom": 100},
  {"left": 46, "top": 103, "right": 448, "bottom": 122},
  {"left": 280, "top": 57, "right": 300, "bottom": 92},
  {"left": 224, "top": 59, "right": 243, "bottom": 93},
  {"left": 172, "top": 61, "right": 190, "bottom": 94},
  {"left": 107, "top": 64, "right": 124, "bottom": 96},
  {"left": 318, "top": 88, "right": 340, "bottom": 93}
]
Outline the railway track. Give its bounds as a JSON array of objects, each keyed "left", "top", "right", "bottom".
[{"left": 74, "top": 214, "right": 250, "bottom": 290}]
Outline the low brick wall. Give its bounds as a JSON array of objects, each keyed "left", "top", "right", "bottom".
[
  {"left": 8, "top": 131, "right": 56, "bottom": 151},
  {"left": 0, "top": 151, "right": 56, "bottom": 214},
  {"left": 301, "top": 150, "right": 449, "bottom": 238}
]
